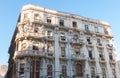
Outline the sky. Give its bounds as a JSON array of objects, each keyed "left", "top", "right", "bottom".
[{"left": 0, "top": 0, "right": 120, "bottom": 65}]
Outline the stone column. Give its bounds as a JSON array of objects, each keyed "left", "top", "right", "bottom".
[
  {"left": 54, "top": 28, "right": 60, "bottom": 78},
  {"left": 102, "top": 37, "right": 113, "bottom": 78},
  {"left": 92, "top": 35, "right": 102, "bottom": 78},
  {"left": 25, "top": 58, "right": 30, "bottom": 78}
]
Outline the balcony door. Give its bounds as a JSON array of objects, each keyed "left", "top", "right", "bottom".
[{"left": 75, "top": 63, "right": 83, "bottom": 77}]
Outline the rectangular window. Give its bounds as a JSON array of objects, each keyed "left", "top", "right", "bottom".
[
  {"left": 104, "top": 28, "right": 108, "bottom": 34},
  {"left": 89, "top": 51, "right": 93, "bottom": 59},
  {"left": 61, "top": 47, "right": 66, "bottom": 57},
  {"left": 109, "top": 55, "right": 113, "bottom": 60},
  {"left": 47, "top": 31, "right": 52, "bottom": 36},
  {"left": 62, "top": 65, "right": 67, "bottom": 76},
  {"left": 102, "top": 68, "right": 106, "bottom": 78},
  {"left": 34, "top": 13, "right": 40, "bottom": 20},
  {"left": 84, "top": 24, "right": 89, "bottom": 31},
  {"left": 60, "top": 33, "right": 66, "bottom": 41},
  {"left": 33, "top": 45, "right": 39, "bottom": 50},
  {"left": 74, "top": 45, "right": 80, "bottom": 54},
  {"left": 19, "top": 63, "right": 25, "bottom": 75},
  {"left": 47, "top": 18, "right": 51, "bottom": 23},
  {"left": 91, "top": 67, "right": 95, "bottom": 78},
  {"left": 94, "top": 26, "right": 99, "bottom": 33},
  {"left": 87, "top": 37, "right": 92, "bottom": 44},
  {"left": 47, "top": 65, "right": 52, "bottom": 77},
  {"left": 36, "top": 61, "right": 40, "bottom": 78},
  {"left": 30, "top": 60, "right": 40, "bottom": 78},
  {"left": 47, "top": 44, "right": 53, "bottom": 53},
  {"left": 21, "top": 43, "right": 27, "bottom": 51},
  {"left": 76, "top": 63, "right": 83, "bottom": 77},
  {"left": 97, "top": 38, "right": 101, "bottom": 43},
  {"left": 72, "top": 21, "right": 77, "bottom": 28},
  {"left": 24, "top": 13, "right": 28, "bottom": 21},
  {"left": 34, "top": 25, "right": 38, "bottom": 33},
  {"left": 97, "top": 38, "right": 102, "bottom": 46},
  {"left": 59, "top": 20, "right": 64, "bottom": 26}
]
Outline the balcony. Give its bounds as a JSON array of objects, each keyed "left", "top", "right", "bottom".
[
  {"left": 72, "top": 53, "right": 86, "bottom": 61},
  {"left": 86, "top": 42, "right": 93, "bottom": 47},
  {"left": 107, "top": 44, "right": 114, "bottom": 50},
  {"left": 110, "top": 60, "right": 116, "bottom": 64},
  {"left": 110, "top": 65, "right": 115, "bottom": 69},
  {"left": 45, "top": 36, "right": 54, "bottom": 41},
  {"left": 43, "top": 22, "right": 57, "bottom": 28},
  {"left": 45, "top": 52, "right": 54, "bottom": 59},
  {"left": 59, "top": 25, "right": 69, "bottom": 31},
  {"left": 31, "top": 19, "right": 42, "bottom": 24},
  {"left": 84, "top": 30, "right": 94, "bottom": 35},
  {"left": 88, "top": 58, "right": 96, "bottom": 62},
  {"left": 97, "top": 43, "right": 104, "bottom": 49},
  {"left": 13, "top": 50, "right": 44, "bottom": 58},
  {"left": 71, "top": 39, "right": 84, "bottom": 46},
  {"left": 74, "top": 48, "right": 80, "bottom": 52},
  {"left": 108, "top": 50, "right": 113, "bottom": 54},
  {"left": 46, "top": 76, "right": 53, "bottom": 78},
  {"left": 99, "top": 58, "right": 106, "bottom": 63},
  {"left": 104, "top": 34, "right": 113, "bottom": 38},
  {"left": 60, "top": 36, "right": 67, "bottom": 43},
  {"left": 59, "top": 54, "right": 68, "bottom": 61},
  {"left": 16, "top": 33, "right": 44, "bottom": 40},
  {"left": 72, "top": 76, "right": 84, "bottom": 78},
  {"left": 72, "top": 28, "right": 80, "bottom": 32}
]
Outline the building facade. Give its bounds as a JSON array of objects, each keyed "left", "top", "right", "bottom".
[
  {"left": 0, "top": 65, "right": 8, "bottom": 77},
  {"left": 117, "top": 61, "right": 120, "bottom": 77},
  {"left": 6, "top": 4, "right": 119, "bottom": 78}
]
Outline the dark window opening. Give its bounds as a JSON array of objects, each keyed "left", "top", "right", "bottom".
[
  {"left": 59, "top": 20, "right": 64, "bottom": 26},
  {"left": 89, "top": 51, "right": 93, "bottom": 59},
  {"left": 87, "top": 37, "right": 92, "bottom": 44},
  {"left": 73, "top": 21, "right": 77, "bottom": 28},
  {"left": 34, "top": 25, "right": 38, "bottom": 33},
  {"left": 47, "top": 18, "right": 51, "bottom": 23},
  {"left": 33, "top": 45, "right": 39, "bottom": 50},
  {"left": 47, "top": 65, "right": 52, "bottom": 77},
  {"left": 109, "top": 55, "right": 113, "bottom": 60},
  {"left": 19, "top": 63, "right": 25, "bottom": 75}
]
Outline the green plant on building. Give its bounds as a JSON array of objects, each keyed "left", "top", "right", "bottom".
[{"left": 60, "top": 73, "right": 65, "bottom": 78}]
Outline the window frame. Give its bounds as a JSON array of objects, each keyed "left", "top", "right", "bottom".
[
  {"left": 72, "top": 21, "right": 77, "bottom": 28},
  {"left": 62, "top": 65, "right": 67, "bottom": 76},
  {"left": 19, "top": 63, "right": 25, "bottom": 75},
  {"left": 59, "top": 19, "right": 64, "bottom": 26},
  {"left": 75, "top": 63, "right": 83, "bottom": 77},
  {"left": 94, "top": 26, "right": 99, "bottom": 33},
  {"left": 84, "top": 24, "right": 89, "bottom": 31},
  {"left": 47, "top": 64, "right": 52, "bottom": 77}
]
